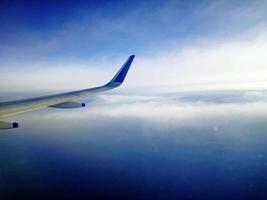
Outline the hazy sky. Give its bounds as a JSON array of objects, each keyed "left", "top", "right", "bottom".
[{"left": 1, "top": 0, "right": 267, "bottom": 92}]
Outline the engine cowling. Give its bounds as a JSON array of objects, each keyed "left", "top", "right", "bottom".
[
  {"left": 49, "top": 101, "right": 86, "bottom": 108},
  {"left": 0, "top": 121, "right": 19, "bottom": 129}
]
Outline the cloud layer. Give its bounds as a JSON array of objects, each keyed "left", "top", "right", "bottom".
[
  {"left": 1, "top": 38, "right": 267, "bottom": 92},
  {"left": 11, "top": 90, "right": 267, "bottom": 134}
]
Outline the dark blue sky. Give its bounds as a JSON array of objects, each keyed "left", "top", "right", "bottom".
[{"left": 1, "top": 0, "right": 266, "bottom": 61}]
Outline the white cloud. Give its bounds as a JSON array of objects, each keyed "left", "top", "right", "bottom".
[
  {"left": 9, "top": 91, "right": 267, "bottom": 137},
  {"left": 20, "top": 92, "right": 267, "bottom": 125},
  {"left": 2, "top": 37, "right": 267, "bottom": 92}
]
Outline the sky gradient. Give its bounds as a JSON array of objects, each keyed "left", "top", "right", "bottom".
[{"left": 1, "top": 0, "right": 267, "bottom": 92}]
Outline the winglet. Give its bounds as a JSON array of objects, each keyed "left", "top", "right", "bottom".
[{"left": 106, "top": 55, "right": 135, "bottom": 87}]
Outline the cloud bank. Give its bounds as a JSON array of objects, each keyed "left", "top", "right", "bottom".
[
  {"left": 1, "top": 38, "right": 267, "bottom": 92},
  {"left": 12, "top": 90, "right": 267, "bottom": 135}
]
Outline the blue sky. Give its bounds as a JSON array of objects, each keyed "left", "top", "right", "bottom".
[
  {"left": 1, "top": 0, "right": 267, "bottom": 91},
  {"left": 1, "top": 0, "right": 266, "bottom": 59}
]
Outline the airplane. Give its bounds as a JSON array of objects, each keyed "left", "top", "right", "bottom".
[{"left": 0, "top": 55, "right": 135, "bottom": 129}]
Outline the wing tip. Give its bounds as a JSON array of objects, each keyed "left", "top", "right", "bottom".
[{"left": 106, "top": 55, "right": 135, "bottom": 87}]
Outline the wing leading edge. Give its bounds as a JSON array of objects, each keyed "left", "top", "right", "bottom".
[{"left": 0, "top": 55, "right": 135, "bottom": 119}]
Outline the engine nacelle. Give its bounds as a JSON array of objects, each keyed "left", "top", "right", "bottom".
[
  {"left": 49, "top": 101, "right": 86, "bottom": 108},
  {"left": 0, "top": 121, "right": 19, "bottom": 129}
]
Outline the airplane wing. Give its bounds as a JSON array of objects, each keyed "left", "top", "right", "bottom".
[{"left": 0, "top": 55, "right": 135, "bottom": 129}]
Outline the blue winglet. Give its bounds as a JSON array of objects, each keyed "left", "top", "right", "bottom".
[{"left": 106, "top": 55, "right": 135, "bottom": 87}]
